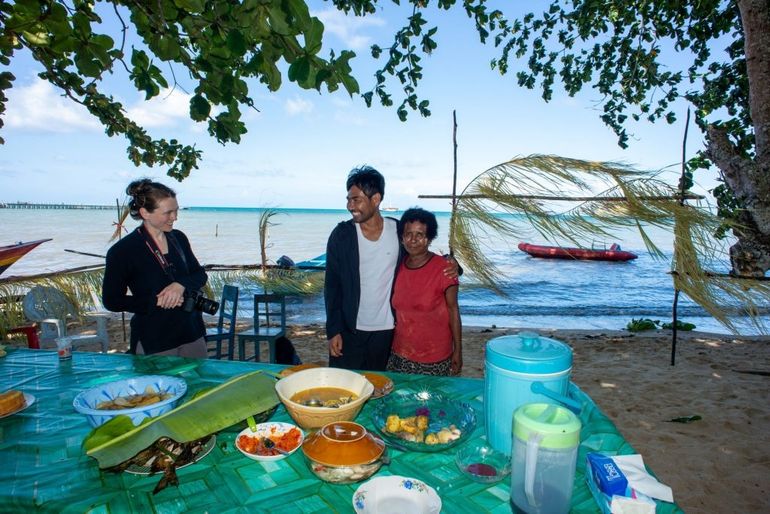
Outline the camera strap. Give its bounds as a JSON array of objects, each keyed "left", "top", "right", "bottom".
[
  {"left": 137, "top": 226, "right": 177, "bottom": 281},
  {"left": 166, "top": 232, "right": 189, "bottom": 274}
]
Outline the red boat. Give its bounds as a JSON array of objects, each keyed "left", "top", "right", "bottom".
[
  {"left": 518, "top": 242, "right": 638, "bottom": 262},
  {"left": 0, "top": 239, "right": 52, "bottom": 276}
]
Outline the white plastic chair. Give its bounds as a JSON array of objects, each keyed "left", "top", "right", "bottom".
[{"left": 22, "top": 286, "right": 110, "bottom": 352}]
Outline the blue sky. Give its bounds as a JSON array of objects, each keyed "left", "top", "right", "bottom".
[{"left": 0, "top": 2, "right": 719, "bottom": 211}]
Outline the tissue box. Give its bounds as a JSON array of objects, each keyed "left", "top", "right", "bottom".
[
  {"left": 586, "top": 453, "right": 656, "bottom": 514},
  {"left": 588, "top": 453, "right": 628, "bottom": 496}
]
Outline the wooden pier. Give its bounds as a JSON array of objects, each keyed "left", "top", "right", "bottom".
[{"left": 0, "top": 202, "right": 114, "bottom": 210}]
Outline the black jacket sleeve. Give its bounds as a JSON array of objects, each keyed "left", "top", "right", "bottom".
[
  {"left": 102, "top": 236, "right": 156, "bottom": 314},
  {"left": 324, "top": 224, "right": 344, "bottom": 340}
]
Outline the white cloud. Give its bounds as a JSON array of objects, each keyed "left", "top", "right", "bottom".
[
  {"left": 285, "top": 96, "right": 314, "bottom": 116},
  {"left": 314, "top": 8, "right": 386, "bottom": 50},
  {"left": 126, "top": 88, "right": 195, "bottom": 128},
  {"left": 5, "top": 78, "right": 100, "bottom": 132}
]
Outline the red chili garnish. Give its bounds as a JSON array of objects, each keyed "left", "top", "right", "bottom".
[{"left": 466, "top": 463, "right": 497, "bottom": 477}]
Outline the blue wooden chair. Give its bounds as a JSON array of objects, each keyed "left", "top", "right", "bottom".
[
  {"left": 204, "top": 285, "right": 239, "bottom": 360},
  {"left": 236, "top": 294, "right": 286, "bottom": 363}
]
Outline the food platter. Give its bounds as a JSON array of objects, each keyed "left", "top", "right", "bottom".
[
  {"left": 371, "top": 389, "right": 476, "bottom": 452},
  {"left": 361, "top": 372, "right": 394, "bottom": 399},
  {"left": 0, "top": 393, "right": 36, "bottom": 419},
  {"left": 235, "top": 422, "right": 304, "bottom": 462},
  {"left": 352, "top": 475, "right": 441, "bottom": 514},
  {"left": 125, "top": 435, "right": 216, "bottom": 475},
  {"left": 278, "top": 363, "right": 321, "bottom": 378}
]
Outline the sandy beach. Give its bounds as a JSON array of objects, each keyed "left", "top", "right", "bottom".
[{"left": 8, "top": 317, "right": 769, "bottom": 513}]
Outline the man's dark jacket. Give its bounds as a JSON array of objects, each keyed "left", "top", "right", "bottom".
[{"left": 324, "top": 218, "right": 403, "bottom": 340}]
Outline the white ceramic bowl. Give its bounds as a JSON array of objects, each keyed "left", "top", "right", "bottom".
[
  {"left": 235, "top": 422, "right": 304, "bottom": 462},
  {"left": 72, "top": 375, "right": 187, "bottom": 427},
  {"left": 275, "top": 367, "right": 374, "bottom": 429}
]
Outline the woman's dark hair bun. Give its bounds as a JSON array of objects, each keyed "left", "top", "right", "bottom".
[
  {"left": 126, "top": 179, "right": 176, "bottom": 220},
  {"left": 126, "top": 178, "right": 153, "bottom": 198}
]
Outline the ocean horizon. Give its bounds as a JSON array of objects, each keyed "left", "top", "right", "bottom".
[{"left": 1, "top": 206, "right": 763, "bottom": 336}]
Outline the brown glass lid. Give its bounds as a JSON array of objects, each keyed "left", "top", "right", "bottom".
[{"left": 302, "top": 421, "right": 385, "bottom": 466}]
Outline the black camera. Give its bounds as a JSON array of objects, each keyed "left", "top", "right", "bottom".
[{"left": 181, "top": 290, "right": 219, "bottom": 315}]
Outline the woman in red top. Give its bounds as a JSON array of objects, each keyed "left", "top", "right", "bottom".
[{"left": 387, "top": 208, "right": 462, "bottom": 376}]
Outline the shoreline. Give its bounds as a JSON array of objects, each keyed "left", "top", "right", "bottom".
[{"left": 5, "top": 318, "right": 768, "bottom": 512}]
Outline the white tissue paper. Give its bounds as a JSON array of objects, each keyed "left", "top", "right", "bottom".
[
  {"left": 613, "top": 454, "right": 674, "bottom": 503},
  {"left": 610, "top": 496, "right": 655, "bottom": 514},
  {"left": 587, "top": 452, "right": 674, "bottom": 514}
]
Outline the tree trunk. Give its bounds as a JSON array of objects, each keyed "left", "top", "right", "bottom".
[{"left": 706, "top": 0, "right": 770, "bottom": 277}]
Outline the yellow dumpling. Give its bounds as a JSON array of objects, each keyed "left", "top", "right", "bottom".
[
  {"left": 416, "top": 415, "right": 429, "bottom": 430},
  {"left": 399, "top": 417, "right": 418, "bottom": 434},
  {"left": 385, "top": 414, "right": 401, "bottom": 433}
]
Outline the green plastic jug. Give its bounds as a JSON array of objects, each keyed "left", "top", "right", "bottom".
[{"left": 510, "top": 403, "right": 581, "bottom": 514}]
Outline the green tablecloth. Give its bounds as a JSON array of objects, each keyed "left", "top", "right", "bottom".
[{"left": 0, "top": 349, "right": 682, "bottom": 513}]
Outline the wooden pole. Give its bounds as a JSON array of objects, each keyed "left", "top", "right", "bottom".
[
  {"left": 419, "top": 193, "right": 704, "bottom": 201},
  {"left": 671, "top": 108, "right": 692, "bottom": 366},
  {"left": 449, "top": 110, "right": 458, "bottom": 256}
]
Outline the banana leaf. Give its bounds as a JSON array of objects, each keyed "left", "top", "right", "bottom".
[{"left": 86, "top": 370, "right": 278, "bottom": 468}]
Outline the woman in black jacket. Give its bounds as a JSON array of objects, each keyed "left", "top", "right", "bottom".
[{"left": 102, "top": 179, "right": 209, "bottom": 357}]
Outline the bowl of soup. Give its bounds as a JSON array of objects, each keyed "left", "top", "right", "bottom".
[{"left": 275, "top": 367, "right": 374, "bottom": 429}]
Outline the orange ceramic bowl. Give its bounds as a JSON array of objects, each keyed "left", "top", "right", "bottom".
[{"left": 302, "top": 421, "right": 387, "bottom": 484}]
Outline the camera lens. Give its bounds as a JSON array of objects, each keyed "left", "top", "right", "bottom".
[{"left": 196, "top": 296, "right": 219, "bottom": 315}]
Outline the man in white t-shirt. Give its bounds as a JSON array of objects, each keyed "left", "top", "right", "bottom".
[{"left": 324, "top": 166, "right": 399, "bottom": 370}]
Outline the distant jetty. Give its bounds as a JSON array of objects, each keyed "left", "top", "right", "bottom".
[{"left": 0, "top": 202, "right": 113, "bottom": 210}]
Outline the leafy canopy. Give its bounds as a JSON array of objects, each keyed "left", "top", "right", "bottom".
[
  {"left": 487, "top": 0, "right": 749, "bottom": 230},
  {"left": 0, "top": 0, "right": 501, "bottom": 180}
]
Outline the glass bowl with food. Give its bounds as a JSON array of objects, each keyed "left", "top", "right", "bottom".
[
  {"left": 371, "top": 389, "right": 476, "bottom": 452},
  {"left": 72, "top": 375, "right": 187, "bottom": 427},
  {"left": 455, "top": 440, "right": 511, "bottom": 483},
  {"left": 301, "top": 421, "right": 387, "bottom": 484},
  {"left": 274, "top": 367, "right": 374, "bottom": 429}
]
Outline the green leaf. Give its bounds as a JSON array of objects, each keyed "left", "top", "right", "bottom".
[
  {"left": 156, "top": 36, "right": 181, "bottom": 60},
  {"left": 74, "top": 52, "right": 101, "bottom": 77},
  {"left": 91, "top": 34, "right": 115, "bottom": 52},
  {"left": 268, "top": 6, "right": 291, "bottom": 35},
  {"left": 288, "top": 56, "right": 310, "bottom": 83},
  {"left": 82, "top": 415, "right": 150, "bottom": 452},
  {"left": 226, "top": 29, "right": 247, "bottom": 56},
  {"left": 304, "top": 18, "right": 324, "bottom": 54},
  {"left": 72, "top": 12, "right": 92, "bottom": 39},
  {"left": 86, "top": 371, "right": 279, "bottom": 468},
  {"left": 626, "top": 318, "right": 659, "bottom": 332},
  {"left": 661, "top": 320, "right": 696, "bottom": 331},
  {"left": 174, "top": 0, "right": 205, "bottom": 13},
  {"left": 190, "top": 94, "right": 211, "bottom": 121}
]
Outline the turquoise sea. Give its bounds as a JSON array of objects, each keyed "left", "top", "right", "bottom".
[{"left": 0, "top": 206, "right": 762, "bottom": 335}]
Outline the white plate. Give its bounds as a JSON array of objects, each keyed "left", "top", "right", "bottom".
[
  {"left": 0, "top": 393, "right": 36, "bottom": 419},
  {"left": 352, "top": 475, "right": 442, "bottom": 514},
  {"left": 235, "top": 422, "right": 304, "bottom": 462},
  {"left": 125, "top": 435, "right": 216, "bottom": 475}
]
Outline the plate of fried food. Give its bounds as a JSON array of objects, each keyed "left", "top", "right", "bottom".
[{"left": 0, "top": 390, "right": 35, "bottom": 419}]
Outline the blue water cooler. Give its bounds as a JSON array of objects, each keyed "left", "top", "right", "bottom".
[{"left": 484, "top": 332, "right": 576, "bottom": 455}]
